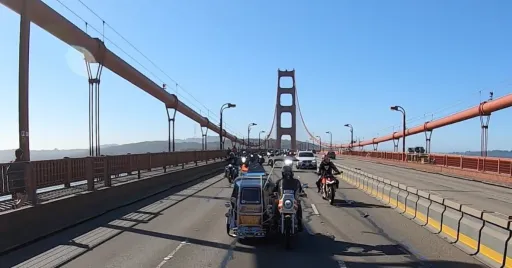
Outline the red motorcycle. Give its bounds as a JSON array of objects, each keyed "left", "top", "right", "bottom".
[{"left": 319, "top": 169, "right": 341, "bottom": 205}]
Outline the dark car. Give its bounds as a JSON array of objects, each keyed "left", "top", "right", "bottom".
[{"left": 327, "top": 151, "right": 336, "bottom": 159}]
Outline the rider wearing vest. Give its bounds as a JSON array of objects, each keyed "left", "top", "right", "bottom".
[{"left": 241, "top": 163, "right": 249, "bottom": 172}]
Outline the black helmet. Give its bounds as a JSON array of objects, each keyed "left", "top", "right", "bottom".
[
  {"left": 15, "top": 148, "right": 23, "bottom": 159},
  {"left": 282, "top": 165, "right": 294, "bottom": 179}
]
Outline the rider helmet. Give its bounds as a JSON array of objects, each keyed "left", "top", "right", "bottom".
[
  {"left": 282, "top": 165, "right": 294, "bottom": 179},
  {"left": 15, "top": 148, "right": 24, "bottom": 159}
]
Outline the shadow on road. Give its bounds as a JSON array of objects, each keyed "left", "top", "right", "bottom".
[
  {"left": 332, "top": 199, "right": 390, "bottom": 208},
  {"left": 0, "top": 174, "right": 222, "bottom": 267}
]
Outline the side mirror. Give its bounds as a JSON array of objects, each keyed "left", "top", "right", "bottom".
[
  {"left": 224, "top": 202, "right": 231, "bottom": 208},
  {"left": 302, "top": 183, "right": 309, "bottom": 189}
]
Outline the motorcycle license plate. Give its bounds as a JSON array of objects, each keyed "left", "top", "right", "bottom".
[{"left": 239, "top": 215, "right": 260, "bottom": 225}]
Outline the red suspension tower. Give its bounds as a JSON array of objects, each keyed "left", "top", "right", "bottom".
[{"left": 275, "top": 69, "right": 297, "bottom": 150}]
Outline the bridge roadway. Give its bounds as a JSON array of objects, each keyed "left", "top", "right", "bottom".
[
  {"left": 1, "top": 165, "right": 484, "bottom": 267},
  {"left": 332, "top": 157, "right": 512, "bottom": 217}
]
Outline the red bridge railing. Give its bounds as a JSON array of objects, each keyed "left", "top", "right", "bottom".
[
  {"left": 0, "top": 150, "right": 225, "bottom": 196},
  {"left": 332, "top": 150, "right": 512, "bottom": 177}
]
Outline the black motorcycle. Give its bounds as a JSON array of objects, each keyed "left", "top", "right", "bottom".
[{"left": 225, "top": 164, "right": 238, "bottom": 183}]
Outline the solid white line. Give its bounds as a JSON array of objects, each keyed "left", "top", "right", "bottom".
[
  {"left": 311, "top": 204, "right": 320, "bottom": 215},
  {"left": 155, "top": 240, "right": 189, "bottom": 268}
]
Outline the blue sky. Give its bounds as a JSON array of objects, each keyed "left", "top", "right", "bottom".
[{"left": 0, "top": 0, "right": 511, "bottom": 152}]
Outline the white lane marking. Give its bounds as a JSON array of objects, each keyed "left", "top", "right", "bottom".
[
  {"left": 311, "top": 203, "right": 320, "bottom": 215},
  {"left": 337, "top": 259, "right": 348, "bottom": 268},
  {"left": 155, "top": 240, "right": 190, "bottom": 268}
]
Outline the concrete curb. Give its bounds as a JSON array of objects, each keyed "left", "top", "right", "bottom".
[{"left": 335, "top": 162, "right": 512, "bottom": 268}]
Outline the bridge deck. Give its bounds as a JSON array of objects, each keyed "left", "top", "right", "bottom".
[{"left": 0, "top": 165, "right": 483, "bottom": 268}]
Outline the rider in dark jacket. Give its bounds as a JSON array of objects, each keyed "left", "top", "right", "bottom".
[
  {"left": 227, "top": 152, "right": 238, "bottom": 165},
  {"left": 316, "top": 155, "right": 341, "bottom": 192},
  {"left": 273, "top": 165, "right": 304, "bottom": 232}
]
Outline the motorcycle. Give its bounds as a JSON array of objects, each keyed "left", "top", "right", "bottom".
[
  {"left": 230, "top": 166, "right": 239, "bottom": 183},
  {"left": 225, "top": 164, "right": 238, "bottom": 183},
  {"left": 225, "top": 164, "right": 232, "bottom": 179},
  {"left": 319, "top": 171, "right": 341, "bottom": 205},
  {"left": 276, "top": 184, "right": 307, "bottom": 249},
  {"left": 258, "top": 154, "right": 265, "bottom": 165}
]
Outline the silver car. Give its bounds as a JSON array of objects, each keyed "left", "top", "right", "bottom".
[{"left": 295, "top": 151, "right": 317, "bottom": 169}]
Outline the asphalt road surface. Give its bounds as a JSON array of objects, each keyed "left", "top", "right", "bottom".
[
  {"left": 0, "top": 164, "right": 486, "bottom": 268},
  {"left": 333, "top": 157, "right": 512, "bottom": 216}
]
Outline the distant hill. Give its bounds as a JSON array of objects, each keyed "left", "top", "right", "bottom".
[
  {"left": 450, "top": 150, "right": 512, "bottom": 158},
  {"left": 0, "top": 136, "right": 320, "bottom": 162}
]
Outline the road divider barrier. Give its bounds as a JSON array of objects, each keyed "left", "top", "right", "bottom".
[
  {"left": 404, "top": 188, "right": 418, "bottom": 219},
  {"left": 415, "top": 191, "right": 431, "bottom": 226},
  {"left": 382, "top": 184, "right": 392, "bottom": 205},
  {"left": 440, "top": 200, "right": 462, "bottom": 243},
  {"left": 389, "top": 184, "right": 400, "bottom": 209},
  {"left": 376, "top": 179, "right": 386, "bottom": 201},
  {"left": 396, "top": 184, "right": 408, "bottom": 214},
  {"left": 335, "top": 163, "right": 512, "bottom": 268}
]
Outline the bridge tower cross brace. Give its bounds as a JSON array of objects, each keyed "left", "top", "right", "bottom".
[{"left": 275, "top": 69, "right": 297, "bottom": 150}]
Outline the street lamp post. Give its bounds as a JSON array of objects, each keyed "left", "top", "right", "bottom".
[
  {"left": 259, "top": 130, "right": 265, "bottom": 149},
  {"left": 390, "top": 105, "right": 406, "bottom": 161},
  {"left": 248, "top": 123, "right": 257, "bottom": 149},
  {"left": 316, "top": 135, "right": 322, "bottom": 152},
  {"left": 344, "top": 124, "right": 353, "bottom": 150},
  {"left": 326, "top": 131, "right": 332, "bottom": 151},
  {"left": 220, "top": 103, "right": 236, "bottom": 150}
]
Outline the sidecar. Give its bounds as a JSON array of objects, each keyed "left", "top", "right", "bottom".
[{"left": 225, "top": 174, "right": 276, "bottom": 239}]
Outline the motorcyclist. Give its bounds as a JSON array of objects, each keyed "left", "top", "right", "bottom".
[
  {"left": 225, "top": 152, "right": 239, "bottom": 179},
  {"left": 273, "top": 165, "right": 304, "bottom": 232},
  {"left": 316, "top": 155, "right": 341, "bottom": 192},
  {"left": 227, "top": 152, "right": 237, "bottom": 165}
]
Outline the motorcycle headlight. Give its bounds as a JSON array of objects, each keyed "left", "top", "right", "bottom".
[
  {"left": 284, "top": 159, "right": 293, "bottom": 166},
  {"left": 241, "top": 157, "right": 246, "bottom": 162},
  {"left": 228, "top": 164, "right": 232, "bottom": 167},
  {"left": 284, "top": 199, "right": 293, "bottom": 209}
]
